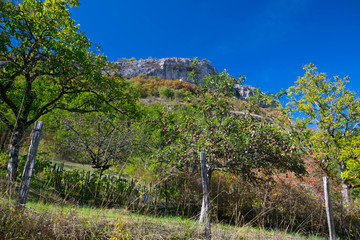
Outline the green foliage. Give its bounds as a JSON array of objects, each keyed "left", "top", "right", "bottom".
[
  {"left": 202, "top": 69, "right": 245, "bottom": 95},
  {"left": 0, "top": 151, "right": 8, "bottom": 170},
  {"left": 0, "top": 0, "right": 135, "bottom": 127},
  {"left": 133, "top": 81, "right": 148, "bottom": 98},
  {"left": 15, "top": 152, "right": 51, "bottom": 179},
  {"left": 151, "top": 72, "right": 306, "bottom": 183},
  {"left": 284, "top": 64, "right": 360, "bottom": 190},
  {"left": 187, "top": 57, "right": 200, "bottom": 85},
  {"left": 159, "top": 87, "right": 174, "bottom": 99},
  {"left": 0, "top": 0, "right": 137, "bottom": 180},
  {"left": 174, "top": 89, "right": 187, "bottom": 100}
]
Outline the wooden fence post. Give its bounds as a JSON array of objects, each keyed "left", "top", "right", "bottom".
[
  {"left": 17, "top": 121, "right": 44, "bottom": 208},
  {"left": 199, "top": 152, "right": 211, "bottom": 239},
  {"left": 323, "top": 176, "right": 336, "bottom": 240}
]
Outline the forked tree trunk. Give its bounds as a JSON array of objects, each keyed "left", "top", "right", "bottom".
[{"left": 7, "top": 126, "right": 25, "bottom": 181}]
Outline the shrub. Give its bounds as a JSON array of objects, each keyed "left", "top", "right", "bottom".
[
  {"left": 174, "top": 89, "right": 186, "bottom": 100},
  {"left": 150, "top": 88, "right": 160, "bottom": 97},
  {"left": 133, "top": 82, "right": 148, "bottom": 98},
  {"left": 159, "top": 87, "right": 174, "bottom": 99}
]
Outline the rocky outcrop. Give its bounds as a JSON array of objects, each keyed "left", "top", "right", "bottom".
[
  {"left": 115, "top": 57, "right": 218, "bottom": 82},
  {"left": 115, "top": 57, "right": 275, "bottom": 107},
  {"left": 234, "top": 84, "right": 278, "bottom": 108},
  {"left": 234, "top": 84, "right": 256, "bottom": 100}
]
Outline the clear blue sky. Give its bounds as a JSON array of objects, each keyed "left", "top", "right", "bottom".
[{"left": 71, "top": 0, "right": 360, "bottom": 94}]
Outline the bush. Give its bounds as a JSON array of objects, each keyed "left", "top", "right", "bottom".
[
  {"left": 174, "top": 89, "right": 186, "bottom": 100},
  {"left": 150, "top": 88, "right": 160, "bottom": 97},
  {"left": 133, "top": 82, "right": 148, "bottom": 98},
  {"left": 159, "top": 87, "right": 174, "bottom": 99}
]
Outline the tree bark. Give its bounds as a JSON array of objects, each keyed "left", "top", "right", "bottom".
[
  {"left": 6, "top": 126, "right": 25, "bottom": 181},
  {"left": 340, "top": 162, "right": 350, "bottom": 207},
  {"left": 199, "top": 152, "right": 211, "bottom": 239}
]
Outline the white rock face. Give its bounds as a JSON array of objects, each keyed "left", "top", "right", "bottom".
[{"left": 115, "top": 57, "right": 218, "bottom": 82}]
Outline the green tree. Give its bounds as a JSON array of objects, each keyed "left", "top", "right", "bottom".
[
  {"left": 285, "top": 63, "right": 360, "bottom": 205},
  {"left": 154, "top": 88, "right": 305, "bottom": 183},
  {"left": 151, "top": 72, "right": 306, "bottom": 221},
  {"left": 0, "top": 0, "right": 134, "bottom": 180}
]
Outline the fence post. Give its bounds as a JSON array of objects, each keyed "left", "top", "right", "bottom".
[
  {"left": 199, "top": 152, "right": 211, "bottom": 239},
  {"left": 323, "top": 176, "right": 336, "bottom": 240},
  {"left": 17, "top": 121, "right": 44, "bottom": 208}
]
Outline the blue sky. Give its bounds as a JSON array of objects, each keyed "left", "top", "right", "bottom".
[{"left": 71, "top": 0, "right": 360, "bottom": 95}]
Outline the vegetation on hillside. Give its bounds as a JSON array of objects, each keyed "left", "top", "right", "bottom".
[{"left": 1, "top": 0, "right": 360, "bottom": 239}]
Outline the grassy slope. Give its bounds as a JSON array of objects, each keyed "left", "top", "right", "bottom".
[{"left": 0, "top": 198, "right": 322, "bottom": 240}]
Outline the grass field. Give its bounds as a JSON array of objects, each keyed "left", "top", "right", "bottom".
[{"left": 51, "top": 159, "right": 95, "bottom": 173}]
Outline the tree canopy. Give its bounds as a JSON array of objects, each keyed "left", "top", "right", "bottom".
[
  {"left": 0, "top": 0, "right": 136, "bottom": 180},
  {"left": 284, "top": 63, "right": 360, "bottom": 204},
  {"left": 152, "top": 71, "right": 306, "bottom": 183}
]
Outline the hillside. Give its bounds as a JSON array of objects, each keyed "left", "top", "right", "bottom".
[
  {"left": 2, "top": 1, "right": 360, "bottom": 239},
  {"left": 116, "top": 57, "right": 260, "bottom": 101}
]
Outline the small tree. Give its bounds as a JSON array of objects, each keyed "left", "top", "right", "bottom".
[
  {"left": 55, "top": 112, "right": 136, "bottom": 174},
  {"left": 284, "top": 63, "right": 360, "bottom": 205},
  {"left": 0, "top": 0, "right": 134, "bottom": 180}
]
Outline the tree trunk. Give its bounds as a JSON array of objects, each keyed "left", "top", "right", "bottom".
[
  {"left": 6, "top": 126, "right": 25, "bottom": 181},
  {"left": 340, "top": 162, "right": 350, "bottom": 207},
  {"left": 199, "top": 152, "right": 211, "bottom": 239}
]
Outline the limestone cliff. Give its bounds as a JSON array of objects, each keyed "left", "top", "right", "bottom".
[
  {"left": 115, "top": 57, "right": 271, "bottom": 104},
  {"left": 115, "top": 57, "right": 218, "bottom": 82}
]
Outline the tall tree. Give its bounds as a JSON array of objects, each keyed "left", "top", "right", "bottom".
[
  {"left": 0, "top": 0, "right": 134, "bottom": 180},
  {"left": 285, "top": 63, "right": 360, "bottom": 205}
]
